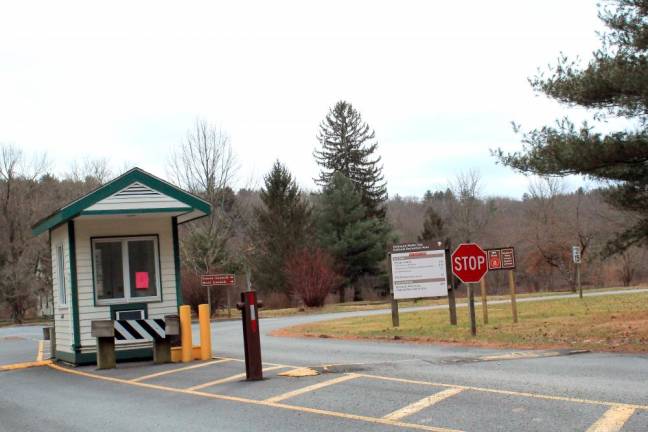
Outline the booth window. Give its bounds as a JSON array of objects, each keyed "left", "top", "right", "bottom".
[
  {"left": 92, "top": 236, "right": 160, "bottom": 304},
  {"left": 56, "top": 245, "right": 67, "bottom": 306}
]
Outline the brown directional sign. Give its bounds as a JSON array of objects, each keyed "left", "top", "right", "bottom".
[
  {"left": 201, "top": 274, "right": 235, "bottom": 286},
  {"left": 486, "top": 247, "right": 516, "bottom": 270}
]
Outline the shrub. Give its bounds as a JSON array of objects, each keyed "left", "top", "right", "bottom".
[{"left": 285, "top": 248, "right": 341, "bottom": 307}]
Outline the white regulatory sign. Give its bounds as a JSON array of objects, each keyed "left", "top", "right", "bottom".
[
  {"left": 572, "top": 246, "right": 581, "bottom": 264},
  {"left": 391, "top": 250, "right": 448, "bottom": 300}
]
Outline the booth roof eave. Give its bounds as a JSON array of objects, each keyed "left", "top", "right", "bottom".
[{"left": 31, "top": 167, "right": 212, "bottom": 236}]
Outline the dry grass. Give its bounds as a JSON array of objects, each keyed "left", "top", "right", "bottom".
[
  {"left": 225, "top": 285, "right": 644, "bottom": 320},
  {"left": 272, "top": 291, "right": 648, "bottom": 353}
]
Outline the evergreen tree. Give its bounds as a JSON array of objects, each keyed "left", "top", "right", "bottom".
[
  {"left": 496, "top": 0, "right": 648, "bottom": 253},
  {"left": 418, "top": 207, "right": 447, "bottom": 245},
  {"left": 314, "top": 100, "right": 388, "bottom": 219},
  {"left": 251, "top": 161, "right": 311, "bottom": 298},
  {"left": 315, "top": 173, "right": 391, "bottom": 302}
]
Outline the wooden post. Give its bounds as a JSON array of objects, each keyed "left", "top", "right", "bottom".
[
  {"left": 156, "top": 315, "right": 179, "bottom": 364},
  {"left": 468, "top": 283, "right": 477, "bottom": 336},
  {"left": 509, "top": 270, "right": 518, "bottom": 323},
  {"left": 91, "top": 320, "right": 116, "bottom": 370},
  {"left": 227, "top": 285, "right": 232, "bottom": 318},
  {"left": 480, "top": 277, "right": 488, "bottom": 324},
  {"left": 96, "top": 337, "right": 116, "bottom": 369},
  {"left": 153, "top": 338, "right": 171, "bottom": 364},
  {"left": 445, "top": 248, "right": 457, "bottom": 325},
  {"left": 387, "top": 252, "right": 399, "bottom": 327},
  {"left": 576, "top": 262, "right": 582, "bottom": 299}
]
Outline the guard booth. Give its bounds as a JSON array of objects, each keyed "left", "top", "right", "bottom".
[{"left": 32, "top": 167, "right": 211, "bottom": 365}]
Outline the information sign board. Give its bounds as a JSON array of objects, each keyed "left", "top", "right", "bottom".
[{"left": 390, "top": 245, "right": 448, "bottom": 300}]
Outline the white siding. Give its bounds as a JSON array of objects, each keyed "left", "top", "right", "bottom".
[
  {"left": 51, "top": 224, "right": 73, "bottom": 355},
  {"left": 74, "top": 217, "right": 178, "bottom": 348},
  {"left": 85, "top": 182, "right": 188, "bottom": 211}
]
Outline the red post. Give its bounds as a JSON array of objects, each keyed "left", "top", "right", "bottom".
[{"left": 236, "top": 290, "right": 263, "bottom": 380}]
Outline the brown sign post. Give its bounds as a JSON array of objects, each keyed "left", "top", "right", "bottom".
[{"left": 486, "top": 247, "right": 518, "bottom": 323}]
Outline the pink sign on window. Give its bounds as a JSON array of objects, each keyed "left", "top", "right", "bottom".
[{"left": 135, "top": 272, "right": 149, "bottom": 289}]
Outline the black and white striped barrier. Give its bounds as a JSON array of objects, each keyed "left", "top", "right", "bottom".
[
  {"left": 114, "top": 319, "right": 166, "bottom": 341},
  {"left": 91, "top": 316, "right": 180, "bottom": 369}
]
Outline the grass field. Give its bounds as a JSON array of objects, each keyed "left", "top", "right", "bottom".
[
  {"left": 271, "top": 291, "right": 648, "bottom": 352},
  {"left": 231, "top": 285, "right": 645, "bottom": 320}
]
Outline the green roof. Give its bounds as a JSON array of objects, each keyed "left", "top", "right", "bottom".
[{"left": 32, "top": 167, "right": 212, "bottom": 236}]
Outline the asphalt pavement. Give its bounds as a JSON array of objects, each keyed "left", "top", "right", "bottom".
[{"left": 1, "top": 289, "right": 647, "bottom": 431}]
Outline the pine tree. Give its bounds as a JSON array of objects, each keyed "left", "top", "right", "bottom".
[
  {"left": 418, "top": 207, "right": 447, "bottom": 245},
  {"left": 314, "top": 100, "right": 388, "bottom": 219},
  {"left": 496, "top": 0, "right": 648, "bottom": 253},
  {"left": 251, "top": 161, "right": 311, "bottom": 298},
  {"left": 315, "top": 173, "right": 391, "bottom": 302}
]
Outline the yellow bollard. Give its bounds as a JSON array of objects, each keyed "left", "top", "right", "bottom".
[
  {"left": 179, "top": 305, "right": 192, "bottom": 363},
  {"left": 198, "top": 303, "right": 212, "bottom": 361}
]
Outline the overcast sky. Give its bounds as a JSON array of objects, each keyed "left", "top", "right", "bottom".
[{"left": 1, "top": 1, "right": 606, "bottom": 198}]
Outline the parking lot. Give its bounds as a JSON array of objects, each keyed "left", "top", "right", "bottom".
[
  {"left": 2, "top": 329, "right": 646, "bottom": 432},
  {"left": 3, "top": 306, "right": 648, "bottom": 432}
]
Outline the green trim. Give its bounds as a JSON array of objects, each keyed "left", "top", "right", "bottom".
[
  {"left": 172, "top": 217, "right": 182, "bottom": 307},
  {"left": 55, "top": 348, "right": 153, "bottom": 366},
  {"left": 54, "top": 350, "right": 76, "bottom": 364},
  {"left": 80, "top": 207, "right": 193, "bottom": 216},
  {"left": 32, "top": 167, "right": 211, "bottom": 236},
  {"left": 90, "top": 234, "right": 163, "bottom": 306},
  {"left": 110, "top": 303, "right": 149, "bottom": 319},
  {"left": 68, "top": 221, "right": 81, "bottom": 353}
]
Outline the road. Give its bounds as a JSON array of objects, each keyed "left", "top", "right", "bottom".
[{"left": 1, "top": 289, "right": 648, "bottom": 431}]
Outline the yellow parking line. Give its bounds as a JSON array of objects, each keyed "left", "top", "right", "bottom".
[
  {"left": 265, "top": 373, "right": 359, "bottom": 403},
  {"left": 0, "top": 360, "right": 52, "bottom": 371},
  {"left": 36, "top": 340, "right": 44, "bottom": 361},
  {"left": 586, "top": 405, "right": 636, "bottom": 432},
  {"left": 186, "top": 365, "right": 287, "bottom": 391},
  {"left": 48, "top": 363, "right": 461, "bottom": 432},
  {"left": 267, "top": 400, "right": 464, "bottom": 432},
  {"left": 130, "top": 359, "right": 233, "bottom": 382},
  {"left": 358, "top": 374, "right": 648, "bottom": 411},
  {"left": 383, "top": 388, "right": 463, "bottom": 421}
]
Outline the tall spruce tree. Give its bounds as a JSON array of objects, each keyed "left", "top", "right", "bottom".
[
  {"left": 316, "top": 173, "right": 391, "bottom": 302},
  {"left": 251, "top": 161, "right": 311, "bottom": 298},
  {"left": 314, "top": 100, "right": 388, "bottom": 219},
  {"left": 496, "top": 0, "right": 648, "bottom": 253},
  {"left": 418, "top": 207, "right": 447, "bottom": 246}
]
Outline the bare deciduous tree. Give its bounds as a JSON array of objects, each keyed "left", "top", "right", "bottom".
[
  {"left": 168, "top": 118, "right": 237, "bottom": 203},
  {"left": 0, "top": 144, "right": 50, "bottom": 322},
  {"left": 167, "top": 119, "right": 241, "bottom": 310},
  {"left": 448, "top": 169, "right": 492, "bottom": 243}
]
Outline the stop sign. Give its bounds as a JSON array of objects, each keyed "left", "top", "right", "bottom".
[{"left": 451, "top": 243, "right": 488, "bottom": 283}]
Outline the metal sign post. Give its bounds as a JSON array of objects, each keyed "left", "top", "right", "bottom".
[
  {"left": 573, "top": 246, "right": 582, "bottom": 299},
  {"left": 451, "top": 243, "right": 488, "bottom": 336}
]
